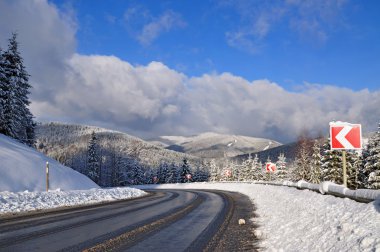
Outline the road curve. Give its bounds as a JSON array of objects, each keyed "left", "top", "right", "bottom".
[{"left": 0, "top": 189, "right": 234, "bottom": 252}]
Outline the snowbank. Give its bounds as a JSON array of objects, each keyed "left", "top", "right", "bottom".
[
  {"left": 0, "top": 187, "right": 146, "bottom": 214},
  {"left": 0, "top": 134, "right": 98, "bottom": 192},
  {"left": 135, "top": 183, "right": 380, "bottom": 251}
]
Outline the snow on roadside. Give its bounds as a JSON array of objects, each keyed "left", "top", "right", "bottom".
[
  {"left": 0, "top": 187, "right": 146, "bottom": 214},
  {"left": 135, "top": 183, "right": 380, "bottom": 252}
]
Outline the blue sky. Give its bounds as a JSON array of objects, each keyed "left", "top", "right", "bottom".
[
  {"left": 1, "top": 0, "right": 380, "bottom": 142},
  {"left": 52, "top": 0, "right": 380, "bottom": 91}
]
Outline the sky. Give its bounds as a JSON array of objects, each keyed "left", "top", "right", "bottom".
[{"left": 0, "top": 0, "right": 380, "bottom": 143}]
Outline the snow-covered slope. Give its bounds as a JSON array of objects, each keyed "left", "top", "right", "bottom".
[
  {"left": 152, "top": 132, "right": 282, "bottom": 159},
  {"left": 0, "top": 134, "right": 99, "bottom": 192}
]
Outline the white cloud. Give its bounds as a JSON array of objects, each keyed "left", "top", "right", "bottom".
[
  {"left": 223, "top": 0, "right": 348, "bottom": 51},
  {"left": 0, "top": 0, "right": 76, "bottom": 99},
  {"left": 2, "top": 0, "right": 379, "bottom": 143},
  {"left": 124, "top": 8, "right": 186, "bottom": 46}
]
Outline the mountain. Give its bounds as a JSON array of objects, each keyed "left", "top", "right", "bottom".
[
  {"left": 35, "top": 123, "right": 202, "bottom": 186},
  {"left": 150, "top": 132, "right": 282, "bottom": 159},
  {"left": 0, "top": 134, "right": 98, "bottom": 192},
  {"left": 233, "top": 142, "right": 298, "bottom": 164}
]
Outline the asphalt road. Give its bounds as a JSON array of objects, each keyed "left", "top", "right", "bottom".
[{"left": 0, "top": 189, "right": 237, "bottom": 252}]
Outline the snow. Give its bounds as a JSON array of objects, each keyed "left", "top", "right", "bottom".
[
  {"left": 0, "top": 134, "right": 147, "bottom": 215},
  {"left": 0, "top": 134, "right": 98, "bottom": 192},
  {"left": 134, "top": 183, "right": 380, "bottom": 251},
  {"left": 0, "top": 187, "right": 147, "bottom": 214}
]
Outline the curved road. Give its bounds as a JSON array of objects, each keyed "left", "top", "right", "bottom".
[{"left": 0, "top": 190, "right": 234, "bottom": 252}]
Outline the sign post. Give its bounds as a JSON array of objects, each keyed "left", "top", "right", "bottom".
[
  {"left": 330, "top": 122, "right": 362, "bottom": 187},
  {"left": 342, "top": 150, "right": 347, "bottom": 187},
  {"left": 265, "top": 163, "right": 276, "bottom": 181},
  {"left": 46, "top": 161, "right": 49, "bottom": 192}
]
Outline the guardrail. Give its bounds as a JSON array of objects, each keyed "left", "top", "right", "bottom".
[{"left": 212, "top": 180, "right": 380, "bottom": 203}]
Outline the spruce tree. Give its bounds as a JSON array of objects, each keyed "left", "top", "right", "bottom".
[
  {"left": 0, "top": 33, "right": 35, "bottom": 145},
  {"left": 87, "top": 131, "right": 100, "bottom": 184},
  {"left": 363, "top": 123, "right": 380, "bottom": 189},
  {"left": 125, "top": 159, "right": 143, "bottom": 185},
  {"left": 209, "top": 159, "right": 219, "bottom": 182},
  {"left": 310, "top": 140, "right": 322, "bottom": 184},
  {"left": 167, "top": 163, "right": 180, "bottom": 183},
  {"left": 241, "top": 154, "right": 253, "bottom": 181},
  {"left": 158, "top": 162, "right": 169, "bottom": 184},
  {"left": 321, "top": 138, "right": 342, "bottom": 184},
  {"left": 276, "top": 153, "right": 287, "bottom": 181},
  {"left": 293, "top": 135, "right": 313, "bottom": 181},
  {"left": 180, "top": 158, "right": 192, "bottom": 183}
]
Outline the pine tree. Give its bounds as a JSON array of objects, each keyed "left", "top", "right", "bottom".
[
  {"left": 112, "top": 155, "right": 126, "bottom": 186},
  {"left": 87, "top": 131, "right": 100, "bottom": 184},
  {"left": 345, "top": 150, "right": 360, "bottom": 189},
  {"left": 125, "top": 158, "right": 143, "bottom": 185},
  {"left": 363, "top": 123, "right": 380, "bottom": 189},
  {"left": 0, "top": 33, "right": 35, "bottom": 145},
  {"left": 293, "top": 135, "right": 313, "bottom": 181},
  {"left": 0, "top": 47, "right": 6, "bottom": 130},
  {"left": 209, "top": 159, "right": 219, "bottom": 182},
  {"left": 310, "top": 140, "right": 322, "bottom": 184},
  {"left": 180, "top": 158, "right": 192, "bottom": 183},
  {"left": 276, "top": 153, "right": 287, "bottom": 181},
  {"left": 241, "top": 154, "right": 253, "bottom": 181},
  {"left": 158, "top": 162, "right": 169, "bottom": 184},
  {"left": 167, "top": 163, "right": 180, "bottom": 183},
  {"left": 321, "top": 138, "right": 342, "bottom": 184}
]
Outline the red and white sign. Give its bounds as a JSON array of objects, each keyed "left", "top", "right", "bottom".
[
  {"left": 330, "top": 122, "right": 362, "bottom": 150},
  {"left": 185, "top": 174, "right": 192, "bottom": 180},
  {"left": 266, "top": 163, "right": 276, "bottom": 172},
  {"left": 224, "top": 169, "right": 232, "bottom": 177}
]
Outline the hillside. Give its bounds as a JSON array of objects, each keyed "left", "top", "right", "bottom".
[
  {"left": 0, "top": 134, "right": 98, "bottom": 192},
  {"left": 150, "top": 132, "right": 282, "bottom": 159},
  {"left": 35, "top": 123, "right": 202, "bottom": 186}
]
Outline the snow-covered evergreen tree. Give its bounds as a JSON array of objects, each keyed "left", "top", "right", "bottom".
[
  {"left": 87, "top": 131, "right": 100, "bottom": 184},
  {"left": 166, "top": 163, "right": 179, "bottom": 183},
  {"left": 363, "top": 123, "right": 380, "bottom": 189},
  {"left": 321, "top": 139, "right": 342, "bottom": 184},
  {"left": 0, "top": 33, "right": 35, "bottom": 145},
  {"left": 276, "top": 153, "right": 287, "bottom": 181},
  {"left": 112, "top": 155, "right": 126, "bottom": 186},
  {"left": 180, "top": 158, "right": 192, "bottom": 183},
  {"left": 209, "top": 159, "right": 219, "bottom": 182},
  {"left": 293, "top": 135, "right": 313, "bottom": 182},
  {"left": 158, "top": 162, "right": 169, "bottom": 184},
  {"left": 310, "top": 140, "right": 322, "bottom": 184},
  {"left": 125, "top": 158, "right": 144, "bottom": 185},
  {"left": 240, "top": 154, "right": 253, "bottom": 181},
  {"left": 321, "top": 138, "right": 360, "bottom": 188}
]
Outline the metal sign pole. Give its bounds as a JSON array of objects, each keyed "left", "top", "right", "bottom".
[
  {"left": 46, "top": 162, "right": 49, "bottom": 192},
  {"left": 342, "top": 151, "right": 347, "bottom": 187}
]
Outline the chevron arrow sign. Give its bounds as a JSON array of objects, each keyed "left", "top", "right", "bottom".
[{"left": 330, "top": 122, "right": 362, "bottom": 150}]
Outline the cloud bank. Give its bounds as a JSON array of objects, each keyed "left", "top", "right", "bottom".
[{"left": 1, "top": 0, "right": 379, "bottom": 143}]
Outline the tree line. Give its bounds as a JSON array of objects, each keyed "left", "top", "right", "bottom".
[
  {"left": 0, "top": 33, "right": 35, "bottom": 146},
  {"left": 85, "top": 131, "right": 209, "bottom": 186},
  {"left": 207, "top": 123, "right": 380, "bottom": 190}
]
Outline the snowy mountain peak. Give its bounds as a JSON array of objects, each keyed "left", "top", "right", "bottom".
[{"left": 153, "top": 132, "right": 282, "bottom": 159}]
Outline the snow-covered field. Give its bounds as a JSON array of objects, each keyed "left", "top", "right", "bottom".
[{"left": 135, "top": 183, "right": 380, "bottom": 252}]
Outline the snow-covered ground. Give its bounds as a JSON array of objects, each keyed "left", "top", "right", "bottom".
[
  {"left": 0, "top": 134, "right": 98, "bottom": 192},
  {"left": 0, "top": 133, "right": 147, "bottom": 214},
  {"left": 135, "top": 183, "right": 380, "bottom": 252},
  {"left": 0, "top": 187, "right": 146, "bottom": 214}
]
